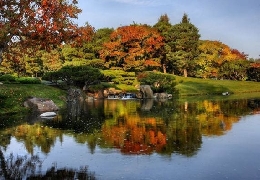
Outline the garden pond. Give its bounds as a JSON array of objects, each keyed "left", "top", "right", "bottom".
[{"left": 1, "top": 96, "right": 260, "bottom": 179}]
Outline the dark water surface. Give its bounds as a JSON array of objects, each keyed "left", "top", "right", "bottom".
[{"left": 1, "top": 97, "right": 260, "bottom": 179}]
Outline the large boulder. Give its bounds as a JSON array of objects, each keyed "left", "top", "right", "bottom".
[
  {"left": 104, "top": 88, "right": 122, "bottom": 98},
  {"left": 141, "top": 99, "right": 154, "bottom": 111},
  {"left": 139, "top": 85, "right": 154, "bottom": 99},
  {"left": 24, "top": 97, "right": 59, "bottom": 112}
]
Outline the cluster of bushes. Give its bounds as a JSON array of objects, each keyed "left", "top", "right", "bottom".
[
  {"left": 0, "top": 74, "right": 41, "bottom": 84},
  {"left": 137, "top": 71, "right": 176, "bottom": 94},
  {"left": 42, "top": 65, "right": 105, "bottom": 89},
  {"left": 102, "top": 70, "right": 137, "bottom": 85},
  {"left": 0, "top": 66, "right": 178, "bottom": 94}
]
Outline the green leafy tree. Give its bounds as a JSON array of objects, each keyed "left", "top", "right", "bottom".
[
  {"left": 168, "top": 13, "right": 200, "bottom": 77},
  {"left": 40, "top": 49, "right": 63, "bottom": 72},
  {"left": 90, "top": 28, "right": 114, "bottom": 59},
  {"left": 42, "top": 65, "right": 104, "bottom": 88},
  {"left": 24, "top": 55, "right": 43, "bottom": 77},
  {"left": 247, "top": 63, "right": 260, "bottom": 81},
  {"left": 219, "top": 60, "right": 250, "bottom": 80}
]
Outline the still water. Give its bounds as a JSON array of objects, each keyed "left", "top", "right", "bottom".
[{"left": 1, "top": 97, "right": 260, "bottom": 179}]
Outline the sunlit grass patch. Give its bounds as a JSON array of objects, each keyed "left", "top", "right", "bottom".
[
  {"left": 0, "top": 84, "right": 66, "bottom": 116},
  {"left": 175, "top": 76, "right": 260, "bottom": 96}
]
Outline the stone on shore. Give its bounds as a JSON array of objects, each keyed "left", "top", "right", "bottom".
[{"left": 24, "top": 97, "right": 59, "bottom": 112}]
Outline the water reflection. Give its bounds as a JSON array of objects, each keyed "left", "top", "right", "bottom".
[
  {"left": 0, "top": 149, "right": 96, "bottom": 179},
  {"left": 1, "top": 97, "right": 260, "bottom": 178}
]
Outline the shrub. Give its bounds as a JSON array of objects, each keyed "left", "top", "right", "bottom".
[
  {"left": 137, "top": 71, "right": 176, "bottom": 93},
  {"left": 16, "top": 77, "right": 41, "bottom": 84},
  {"left": 0, "top": 74, "right": 16, "bottom": 82}
]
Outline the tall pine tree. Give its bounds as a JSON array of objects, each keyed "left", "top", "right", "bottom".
[
  {"left": 168, "top": 13, "right": 200, "bottom": 77},
  {"left": 153, "top": 14, "right": 172, "bottom": 73}
]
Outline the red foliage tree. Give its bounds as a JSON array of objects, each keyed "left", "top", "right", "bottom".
[
  {"left": 0, "top": 0, "right": 83, "bottom": 64},
  {"left": 100, "top": 24, "right": 164, "bottom": 71}
]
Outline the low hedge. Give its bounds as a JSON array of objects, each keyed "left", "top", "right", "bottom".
[{"left": 0, "top": 74, "right": 41, "bottom": 84}]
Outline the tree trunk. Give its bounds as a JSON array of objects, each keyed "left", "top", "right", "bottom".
[
  {"left": 162, "top": 64, "right": 167, "bottom": 74},
  {"left": 0, "top": 48, "right": 3, "bottom": 64},
  {"left": 184, "top": 68, "right": 188, "bottom": 77}
]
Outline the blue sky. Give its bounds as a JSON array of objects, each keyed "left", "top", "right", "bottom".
[{"left": 77, "top": 0, "right": 260, "bottom": 59}]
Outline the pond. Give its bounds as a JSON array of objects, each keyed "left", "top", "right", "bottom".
[{"left": 1, "top": 96, "right": 260, "bottom": 179}]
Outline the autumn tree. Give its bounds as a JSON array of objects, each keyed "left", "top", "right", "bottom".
[
  {"left": 196, "top": 40, "right": 248, "bottom": 79},
  {"left": 196, "top": 40, "right": 226, "bottom": 78},
  {"left": 0, "top": 0, "right": 82, "bottom": 64},
  {"left": 100, "top": 24, "right": 164, "bottom": 72},
  {"left": 168, "top": 13, "right": 200, "bottom": 77}
]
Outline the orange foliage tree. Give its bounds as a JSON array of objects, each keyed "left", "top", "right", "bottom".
[
  {"left": 0, "top": 0, "right": 83, "bottom": 64},
  {"left": 196, "top": 40, "right": 248, "bottom": 78},
  {"left": 100, "top": 24, "right": 164, "bottom": 71}
]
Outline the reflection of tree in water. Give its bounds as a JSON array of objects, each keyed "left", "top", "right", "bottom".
[
  {"left": 43, "top": 100, "right": 105, "bottom": 133},
  {"left": 248, "top": 99, "right": 260, "bottom": 114},
  {"left": 0, "top": 124, "right": 63, "bottom": 155},
  {"left": 101, "top": 115, "right": 167, "bottom": 155},
  {"left": 1, "top": 97, "right": 259, "bottom": 163},
  {"left": 0, "top": 149, "right": 96, "bottom": 180},
  {"left": 28, "top": 166, "right": 96, "bottom": 180},
  {"left": 100, "top": 98, "right": 260, "bottom": 156}
]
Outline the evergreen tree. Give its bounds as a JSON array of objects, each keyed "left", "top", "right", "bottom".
[
  {"left": 168, "top": 13, "right": 200, "bottom": 77},
  {"left": 153, "top": 14, "right": 172, "bottom": 73}
]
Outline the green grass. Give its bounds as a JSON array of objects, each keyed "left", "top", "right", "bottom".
[
  {"left": 0, "top": 84, "right": 66, "bottom": 116},
  {"left": 175, "top": 76, "right": 260, "bottom": 96}
]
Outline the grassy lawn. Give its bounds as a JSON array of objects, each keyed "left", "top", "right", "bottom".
[
  {"left": 0, "top": 84, "right": 66, "bottom": 116},
  {"left": 175, "top": 76, "right": 260, "bottom": 96}
]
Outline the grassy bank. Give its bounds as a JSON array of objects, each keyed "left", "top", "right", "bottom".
[
  {"left": 175, "top": 76, "right": 260, "bottom": 96},
  {"left": 0, "top": 84, "right": 66, "bottom": 116},
  {"left": 1, "top": 77, "right": 260, "bottom": 117}
]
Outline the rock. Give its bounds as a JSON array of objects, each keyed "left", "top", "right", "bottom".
[
  {"left": 93, "top": 89, "right": 104, "bottom": 99},
  {"left": 155, "top": 93, "right": 169, "bottom": 102},
  {"left": 40, "top": 112, "right": 57, "bottom": 119},
  {"left": 24, "top": 97, "right": 59, "bottom": 112},
  {"left": 40, "top": 112, "right": 57, "bottom": 117},
  {"left": 104, "top": 88, "right": 122, "bottom": 98},
  {"left": 141, "top": 99, "right": 154, "bottom": 111},
  {"left": 140, "top": 85, "right": 154, "bottom": 99},
  {"left": 156, "top": 93, "right": 169, "bottom": 99}
]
